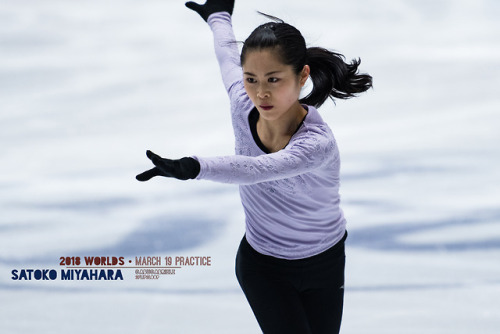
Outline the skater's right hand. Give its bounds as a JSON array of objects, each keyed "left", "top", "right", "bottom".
[{"left": 185, "top": 0, "right": 234, "bottom": 22}]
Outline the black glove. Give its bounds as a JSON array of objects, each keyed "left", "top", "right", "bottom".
[
  {"left": 136, "top": 150, "right": 200, "bottom": 181},
  {"left": 185, "top": 0, "right": 234, "bottom": 22}
]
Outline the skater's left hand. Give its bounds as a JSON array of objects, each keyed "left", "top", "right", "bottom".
[{"left": 136, "top": 150, "right": 200, "bottom": 181}]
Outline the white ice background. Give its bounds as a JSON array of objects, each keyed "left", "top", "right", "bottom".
[{"left": 1, "top": 0, "right": 500, "bottom": 333}]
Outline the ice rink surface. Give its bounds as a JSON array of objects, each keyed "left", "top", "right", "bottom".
[{"left": 1, "top": 0, "right": 499, "bottom": 333}]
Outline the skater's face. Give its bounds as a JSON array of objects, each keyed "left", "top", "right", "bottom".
[{"left": 242, "top": 48, "right": 309, "bottom": 122}]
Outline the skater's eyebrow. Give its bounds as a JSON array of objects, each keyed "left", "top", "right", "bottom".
[{"left": 243, "top": 71, "right": 283, "bottom": 76}]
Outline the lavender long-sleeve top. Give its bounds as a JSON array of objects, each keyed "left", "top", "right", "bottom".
[{"left": 194, "top": 12, "right": 346, "bottom": 260}]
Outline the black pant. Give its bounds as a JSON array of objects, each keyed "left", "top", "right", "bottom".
[{"left": 235, "top": 233, "right": 347, "bottom": 334}]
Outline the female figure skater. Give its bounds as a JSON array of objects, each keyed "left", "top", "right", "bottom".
[{"left": 136, "top": 0, "right": 372, "bottom": 333}]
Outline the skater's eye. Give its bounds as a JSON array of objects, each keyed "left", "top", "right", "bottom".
[
  {"left": 268, "top": 77, "right": 280, "bottom": 83},
  {"left": 245, "top": 77, "right": 257, "bottom": 84}
]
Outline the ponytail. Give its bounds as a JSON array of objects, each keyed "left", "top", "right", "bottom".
[{"left": 301, "top": 47, "right": 373, "bottom": 107}]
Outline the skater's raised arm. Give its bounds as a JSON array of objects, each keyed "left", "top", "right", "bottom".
[{"left": 186, "top": 1, "right": 242, "bottom": 96}]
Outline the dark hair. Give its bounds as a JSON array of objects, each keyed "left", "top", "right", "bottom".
[{"left": 240, "top": 13, "right": 373, "bottom": 108}]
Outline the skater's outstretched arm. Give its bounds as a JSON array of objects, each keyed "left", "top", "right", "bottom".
[{"left": 137, "top": 123, "right": 338, "bottom": 185}]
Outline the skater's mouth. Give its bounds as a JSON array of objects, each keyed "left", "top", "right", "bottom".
[{"left": 260, "top": 105, "right": 273, "bottom": 111}]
